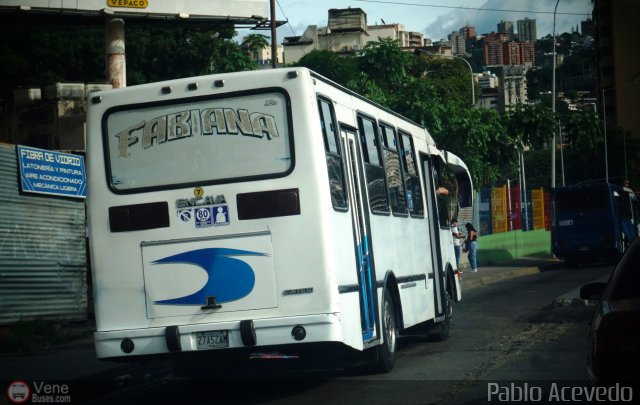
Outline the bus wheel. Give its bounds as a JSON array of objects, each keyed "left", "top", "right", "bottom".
[
  {"left": 427, "top": 288, "right": 452, "bottom": 342},
  {"left": 373, "top": 288, "right": 397, "bottom": 373}
]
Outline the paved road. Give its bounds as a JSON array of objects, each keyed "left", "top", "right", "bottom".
[{"left": 74, "top": 263, "right": 613, "bottom": 405}]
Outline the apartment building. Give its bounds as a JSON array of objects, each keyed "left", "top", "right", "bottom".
[
  {"left": 517, "top": 17, "right": 537, "bottom": 42},
  {"left": 593, "top": 0, "right": 640, "bottom": 152},
  {"left": 282, "top": 8, "right": 423, "bottom": 64}
]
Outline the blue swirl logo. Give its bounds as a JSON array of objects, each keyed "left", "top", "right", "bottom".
[{"left": 152, "top": 248, "right": 266, "bottom": 305}]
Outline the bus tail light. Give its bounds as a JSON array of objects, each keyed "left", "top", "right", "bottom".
[
  {"left": 121, "top": 338, "right": 134, "bottom": 354},
  {"left": 237, "top": 188, "right": 300, "bottom": 220},
  {"left": 291, "top": 325, "right": 306, "bottom": 341}
]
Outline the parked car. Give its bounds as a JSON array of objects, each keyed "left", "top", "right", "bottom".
[{"left": 580, "top": 238, "right": 640, "bottom": 384}]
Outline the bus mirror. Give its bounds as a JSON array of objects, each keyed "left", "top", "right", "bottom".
[{"left": 579, "top": 282, "right": 606, "bottom": 301}]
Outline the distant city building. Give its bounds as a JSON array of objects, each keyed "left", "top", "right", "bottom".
[
  {"left": 491, "top": 65, "right": 528, "bottom": 112},
  {"left": 503, "top": 41, "right": 520, "bottom": 65},
  {"left": 283, "top": 25, "right": 318, "bottom": 64},
  {"left": 282, "top": 8, "right": 423, "bottom": 64},
  {"left": 241, "top": 38, "right": 283, "bottom": 67},
  {"left": 459, "top": 25, "right": 476, "bottom": 39},
  {"left": 538, "top": 52, "right": 564, "bottom": 68},
  {"left": 449, "top": 31, "right": 466, "bottom": 55},
  {"left": 328, "top": 7, "right": 367, "bottom": 32},
  {"left": 417, "top": 44, "right": 453, "bottom": 57},
  {"left": 476, "top": 87, "right": 499, "bottom": 111},
  {"left": 593, "top": 0, "right": 640, "bottom": 152},
  {"left": 475, "top": 71, "right": 499, "bottom": 88},
  {"left": 581, "top": 18, "right": 595, "bottom": 37},
  {"left": 497, "top": 20, "right": 514, "bottom": 39},
  {"left": 474, "top": 71, "right": 500, "bottom": 111},
  {"left": 517, "top": 17, "right": 537, "bottom": 42},
  {"left": 481, "top": 32, "right": 534, "bottom": 67},
  {"left": 399, "top": 30, "right": 425, "bottom": 48},
  {"left": 482, "top": 32, "right": 508, "bottom": 65},
  {"left": 518, "top": 42, "right": 535, "bottom": 67}
]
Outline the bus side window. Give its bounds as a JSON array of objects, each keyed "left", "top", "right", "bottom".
[
  {"left": 380, "top": 123, "right": 407, "bottom": 215},
  {"left": 399, "top": 131, "right": 424, "bottom": 217},
  {"left": 318, "top": 97, "right": 347, "bottom": 210},
  {"left": 358, "top": 115, "right": 390, "bottom": 214}
]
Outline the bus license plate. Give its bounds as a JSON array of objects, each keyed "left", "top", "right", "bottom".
[{"left": 196, "top": 330, "right": 229, "bottom": 349}]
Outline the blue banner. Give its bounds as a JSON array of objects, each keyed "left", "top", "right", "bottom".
[{"left": 17, "top": 145, "right": 86, "bottom": 199}]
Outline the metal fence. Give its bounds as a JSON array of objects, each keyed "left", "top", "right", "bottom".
[{"left": 479, "top": 185, "right": 551, "bottom": 235}]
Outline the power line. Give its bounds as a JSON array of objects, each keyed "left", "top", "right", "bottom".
[
  {"left": 276, "top": 0, "right": 298, "bottom": 37},
  {"left": 354, "top": 0, "right": 590, "bottom": 16},
  {"left": 276, "top": 0, "right": 309, "bottom": 58}
]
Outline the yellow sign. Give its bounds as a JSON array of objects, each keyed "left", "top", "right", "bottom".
[
  {"left": 193, "top": 187, "right": 204, "bottom": 198},
  {"left": 107, "top": 0, "right": 148, "bottom": 9}
]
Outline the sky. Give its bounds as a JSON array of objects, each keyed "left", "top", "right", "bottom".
[{"left": 261, "top": 0, "right": 594, "bottom": 42}]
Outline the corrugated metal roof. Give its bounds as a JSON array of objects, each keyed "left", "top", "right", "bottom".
[{"left": 0, "top": 143, "right": 87, "bottom": 324}]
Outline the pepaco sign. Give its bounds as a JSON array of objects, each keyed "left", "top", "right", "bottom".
[
  {"left": 107, "top": 0, "right": 149, "bottom": 9},
  {"left": 17, "top": 145, "right": 87, "bottom": 199}
]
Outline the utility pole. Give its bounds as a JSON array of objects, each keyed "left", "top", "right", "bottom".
[
  {"left": 106, "top": 15, "right": 126, "bottom": 88},
  {"left": 602, "top": 88, "right": 609, "bottom": 183}
]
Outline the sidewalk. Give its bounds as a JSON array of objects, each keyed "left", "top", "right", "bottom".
[
  {"left": 458, "top": 254, "right": 560, "bottom": 290},
  {"left": 0, "top": 255, "right": 588, "bottom": 384}
]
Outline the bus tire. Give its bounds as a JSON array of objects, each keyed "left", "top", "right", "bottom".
[
  {"left": 427, "top": 287, "right": 452, "bottom": 342},
  {"left": 372, "top": 288, "right": 397, "bottom": 373}
]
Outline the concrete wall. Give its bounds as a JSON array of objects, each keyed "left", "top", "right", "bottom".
[{"left": 460, "top": 229, "right": 551, "bottom": 267}]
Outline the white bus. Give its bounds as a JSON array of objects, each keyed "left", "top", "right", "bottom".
[{"left": 86, "top": 67, "right": 473, "bottom": 373}]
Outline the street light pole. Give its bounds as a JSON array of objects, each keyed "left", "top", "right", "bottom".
[{"left": 551, "top": 0, "right": 560, "bottom": 189}]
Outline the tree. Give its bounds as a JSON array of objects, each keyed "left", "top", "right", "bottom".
[
  {"left": 125, "top": 24, "right": 255, "bottom": 84},
  {"left": 0, "top": 22, "right": 255, "bottom": 102},
  {"left": 0, "top": 24, "right": 104, "bottom": 102},
  {"left": 411, "top": 54, "right": 474, "bottom": 107},
  {"left": 295, "top": 50, "right": 356, "bottom": 85},
  {"left": 242, "top": 34, "right": 270, "bottom": 53},
  {"left": 356, "top": 37, "right": 411, "bottom": 91},
  {"left": 504, "top": 104, "right": 556, "bottom": 150}
]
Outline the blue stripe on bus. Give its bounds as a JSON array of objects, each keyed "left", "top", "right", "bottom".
[
  {"left": 359, "top": 236, "right": 375, "bottom": 340},
  {"left": 152, "top": 248, "right": 266, "bottom": 305}
]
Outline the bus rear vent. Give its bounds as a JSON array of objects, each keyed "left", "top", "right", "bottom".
[{"left": 237, "top": 188, "right": 300, "bottom": 220}]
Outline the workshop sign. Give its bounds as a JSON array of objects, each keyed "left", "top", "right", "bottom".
[{"left": 17, "top": 145, "right": 87, "bottom": 199}]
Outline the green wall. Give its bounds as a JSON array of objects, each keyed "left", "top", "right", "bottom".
[{"left": 476, "top": 229, "right": 551, "bottom": 265}]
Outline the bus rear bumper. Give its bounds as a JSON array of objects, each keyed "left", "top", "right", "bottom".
[{"left": 94, "top": 313, "right": 344, "bottom": 359}]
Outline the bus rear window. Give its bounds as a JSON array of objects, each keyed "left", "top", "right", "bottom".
[{"left": 104, "top": 91, "right": 292, "bottom": 192}]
